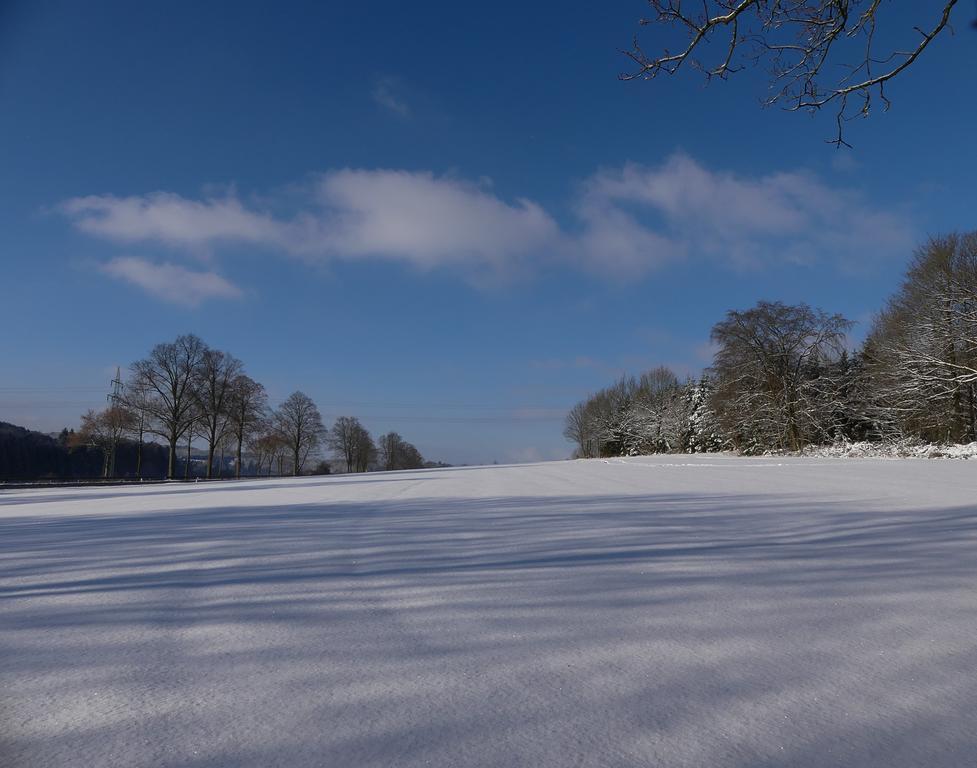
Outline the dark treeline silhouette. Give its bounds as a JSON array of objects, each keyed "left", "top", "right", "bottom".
[
  {"left": 0, "top": 422, "right": 170, "bottom": 481},
  {"left": 566, "top": 233, "right": 977, "bottom": 457}
]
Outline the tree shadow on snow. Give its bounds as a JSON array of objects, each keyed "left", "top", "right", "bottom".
[{"left": 2, "top": 487, "right": 977, "bottom": 768}]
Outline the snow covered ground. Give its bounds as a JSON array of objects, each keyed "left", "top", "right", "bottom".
[
  {"left": 786, "top": 440, "right": 977, "bottom": 460},
  {"left": 2, "top": 456, "right": 976, "bottom": 767}
]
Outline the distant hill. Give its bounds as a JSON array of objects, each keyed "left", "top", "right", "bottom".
[{"left": 0, "top": 421, "right": 169, "bottom": 481}]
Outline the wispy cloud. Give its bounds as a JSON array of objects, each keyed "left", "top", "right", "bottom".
[
  {"left": 530, "top": 356, "right": 605, "bottom": 371},
  {"left": 99, "top": 257, "right": 243, "bottom": 306},
  {"left": 578, "top": 154, "right": 914, "bottom": 270},
  {"left": 372, "top": 76, "right": 410, "bottom": 117},
  {"left": 62, "top": 154, "right": 915, "bottom": 284},
  {"left": 693, "top": 339, "right": 721, "bottom": 364},
  {"left": 64, "top": 193, "right": 282, "bottom": 251}
]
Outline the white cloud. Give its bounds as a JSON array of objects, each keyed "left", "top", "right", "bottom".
[
  {"left": 62, "top": 154, "right": 915, "bottom": 281},
  {"left": 65, "top": 170, "right": 560, "bottom": 274},
  {"left": 579, "top": 153, "right": 914, "bottom": 270},
  {"left": 586, "top": 155, "right": 807, "bottom": 237},
  {"left": 309, "top": 170, "right": 558, "bottom": 269},
  {"left": 64, "top": 193, "right": 283, "bottom": 250},
  {"left": 99, "top": 257, "right": 243, "bottom": 307},
  {"left": 572, "top": 187, "right": 682, "bottom": 275},
  {"left": 371, "top": 77, "right": 410, "bottom": 117}
]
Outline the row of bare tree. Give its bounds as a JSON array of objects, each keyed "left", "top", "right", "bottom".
[
  {"left": 75, "top": 334, "right": 426, "bottom": 479},
  {"left": 75, "top": 334, "right": 301, "bottom": 479},
  {"left": 565, "top": 233, "right": 977, "bottom": 456},
  {"left": 325, "top": 417, "right": 425, "bottom": 474}
]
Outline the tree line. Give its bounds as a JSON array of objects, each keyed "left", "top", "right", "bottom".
[
  {"left": 71, "top": 334, "right": 426, "bottom": 480},
  {"left": 565, "top": 233, "right": 977, "bottom": 457},
  {"left": 0, "top": 421, "right": 171, "bottom": 482}
]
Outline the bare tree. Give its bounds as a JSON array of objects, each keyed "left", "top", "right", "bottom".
[
  {"left": 228, "top": 375, "right": 268, "bottom": 478},
  {"left": 275, "top": 392, "right": 324, "bottom": 476},
  {"left": 183, "top": 408, "right": 203, "bottom": 479},
  {"left": 377, "top": 431, "right": 402, "bottom": 471},
  {"left": 195, "top": 349, "right": 244, "bottom": 479},
  {"left": 130, "top": 334, "right": 208, "bottom": 479},
  {"left": 270, "top": 432, "right": 290, "bottom": 476},
  {"left": 352, "top": 424, "right": 377, "bottom": 472},
  {"left": 563, "top": 402, "right": 592, "bottom": 458},
  {"left": 563, "top": 379, "right": 636, "bottom": 458},
  {"left": 376, "top": 432, "right": 426, "bottom": 471},
  {"left": 122, "top": 381, "right": 153, "bottom": 479},
  {"left": 711, "top": 301, "right": 852, "bottom": 451},
  {"left": 327, "top": 416, "right": 360, "bottom": 473},
  {"left": 623, "top": 1, "right": 961, "bottom": 146},
  {"left": 216, "top": 431, "right": 235, "bottom": 478},
  {"left": 398, "top": 441, "right": 424, "bottom": 470},
  {"left": 247, "top": 424, "right": 284, "bottom": 477},
  {"left": 73, "top": 405, "right": 135, "bottom": 478}
]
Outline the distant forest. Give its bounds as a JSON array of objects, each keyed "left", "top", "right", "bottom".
[{"left": 0, "top": 422, "right": 170, "bottom": 481}]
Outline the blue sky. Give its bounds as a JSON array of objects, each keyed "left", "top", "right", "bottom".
[{"left": 1, "top": 0, "right": 974, "bottom": 464}]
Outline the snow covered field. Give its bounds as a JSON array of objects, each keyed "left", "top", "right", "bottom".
[{"left": 2, "top": 456, "right": 976, "bottom": 767}]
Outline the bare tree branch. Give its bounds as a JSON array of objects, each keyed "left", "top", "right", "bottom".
[{"left": 622, "top": 0, "right": 960, "bottom": 146}]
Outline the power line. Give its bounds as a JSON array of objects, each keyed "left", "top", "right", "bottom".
[{"left": 0, "top": 386, "right": 109, "bottom": 392}]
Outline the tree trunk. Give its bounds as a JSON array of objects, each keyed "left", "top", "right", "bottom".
[
  {"left": 236, "top": 432, "right": 243, "bottom": 479},
  {"left": 136, "top": 425, "right": 144, "bottom": 480},
  {"left": 968, "top": 384, "right": 977, "bottom": 442},
  {"left": 167, "top": 436, "right": 177, "bottom": 480},
  {"left": 185, "top": 432, "right": 192, "bottom": 480}
]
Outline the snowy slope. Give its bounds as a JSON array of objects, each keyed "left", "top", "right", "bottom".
[{"left": 2, "top": 456, "right": 976, "bottom": 767}]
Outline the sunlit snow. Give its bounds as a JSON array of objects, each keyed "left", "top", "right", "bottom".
[{"left": 2, "top": 456, "right": 976, "bottom": 767}]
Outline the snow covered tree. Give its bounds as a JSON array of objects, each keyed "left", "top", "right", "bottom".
[
  {"left": 866, "top": 233, "right": 977, "bottom": 442},
  {"left": 685, "top": 375, "right": 728, "bottom": 453},
  {"left": 618, "top": 367, "right": 684, "bottom": 454}
]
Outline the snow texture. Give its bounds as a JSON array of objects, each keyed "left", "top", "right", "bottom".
[
  {"left": 2, "top": 456, "right": 976, "bottom": 767},
  {"left": 802, "top": 439, "right": 977, "bottom": 460}
]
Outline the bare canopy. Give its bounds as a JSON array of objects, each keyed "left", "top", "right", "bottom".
[{"left": 623, "top": 1, "right": 961, "bottom": 146}]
